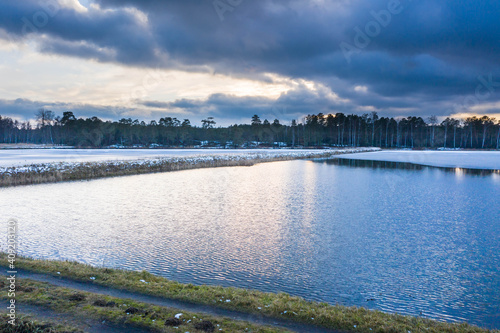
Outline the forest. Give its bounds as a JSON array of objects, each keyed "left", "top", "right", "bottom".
[{"left": 1, "top": 109, "right": 499, "bottom": 149}]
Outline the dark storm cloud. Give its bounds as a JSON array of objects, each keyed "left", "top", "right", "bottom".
[
  {"left": 0, "top": 0, "right": 158, "bottom": 66},
  {"left": 1, "top": 0, "right": 500, "bottom": 119},
  {"left": 141, "top": 94, "right": 277, "bottom": 120},
  {"left": 0, "top": 88, "right": 341, "bottom": 126},
  {"left": 139, "top": 86, "right": 358, "bottom": 124},
  {"left": 0, "top": 98, "right": 124, "bottom": 121}
]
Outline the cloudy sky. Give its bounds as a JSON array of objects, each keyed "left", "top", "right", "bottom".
[{"left": 1, "top": 0, "right": 499, "bottom": 126}]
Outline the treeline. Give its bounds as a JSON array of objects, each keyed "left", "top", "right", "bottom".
[{"left": 1, "top": 109, "right": 499, "bottom": 149}]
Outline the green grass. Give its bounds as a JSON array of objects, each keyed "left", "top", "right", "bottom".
[
  {"left": 1, "top": 278, "right": 288, "bottom": 333},
  {"left": 0, "top": 313, "right": 83, "bottom": 333},
  {"left": 1, "top": 254, "right": 497, "bottom": 333}
]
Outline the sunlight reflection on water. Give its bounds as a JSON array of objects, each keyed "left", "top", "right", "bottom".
[{"left": 1, "top": 160, "right": 499, "bottom": 329}]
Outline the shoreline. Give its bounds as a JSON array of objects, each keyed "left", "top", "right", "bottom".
[
  {"left": 1, "top": 254, "right": 496, "bottom": 333},
  {"left": 0, "top": 148, "right": 379, "bottom": 188},
  {"left": 0, "top": 278, "right": 292, "bottom": 333},
  {"left": 337, "top": 150, "right": 500, "bottom": 170}
]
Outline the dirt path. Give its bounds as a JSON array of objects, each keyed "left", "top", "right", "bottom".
[
  {"left": 1, "top": 269, "right": 344, "bottom": 333},
  {"left": 0, "top": 299, "right": 152, "bottom": 333}
]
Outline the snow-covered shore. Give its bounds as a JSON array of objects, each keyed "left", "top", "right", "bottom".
[
  {"left": 0, "top": 148, "right": 379, "bottom": 186},
  {"left": 0, "top": 148, "right": 375, "bottom": 168},
  {"left": 337, "top": 150, "right": 500, "bottom": 170}
]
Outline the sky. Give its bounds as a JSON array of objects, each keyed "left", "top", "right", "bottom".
[{"left": 1, "top": 0, "right": 500, "bottom": 126}]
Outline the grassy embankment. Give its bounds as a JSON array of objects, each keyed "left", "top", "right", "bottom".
[
  {"left": 1, "top": 254, "right": 497, "bottom": 333},
  {"left": 0, "top": 278, "right": 287, "bottom": 333},
  {"left": 0, "top": 149, "right": 379, "bottom": 187},
  {"left": 0, "top": 313, "right": 83, "bottom": 333}
]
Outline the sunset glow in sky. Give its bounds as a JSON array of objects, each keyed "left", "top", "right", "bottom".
[{"left": 1, "top": 0, "right": 500, "bottom": 125}]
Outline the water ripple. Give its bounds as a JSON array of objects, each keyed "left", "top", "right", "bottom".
[{"left": 1, "top": 160, "right": 499, "bottom": 329}]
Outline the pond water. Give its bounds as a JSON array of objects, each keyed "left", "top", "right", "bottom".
[{"left": 1, "top": 159, "right": 499, "bottom": 328}]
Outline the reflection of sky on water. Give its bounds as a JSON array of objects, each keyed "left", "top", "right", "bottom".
[{"left": 1, "top": 160, "right": 499, "bottom": 328}]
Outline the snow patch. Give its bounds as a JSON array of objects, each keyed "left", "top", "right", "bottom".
[
  {"left": 337, "top": 150, "right": 500, "bottom": 170},
  {"left": 0, "top": 148, "right": 380, "bottom": 175}
]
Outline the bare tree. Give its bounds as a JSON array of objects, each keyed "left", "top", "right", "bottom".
[
  {"left": 441, "top": 118, "right": 450, "bottom": 148},
  {"left": 497, "top": 120, "right": 500, "bottom": 150},
  {"left": 451, "top": 118, "right": 461, "bottom": 149},
  {"left": 428, "top": 115, "right": 438, "bottom": 147},
  {"left": 35, "top": 108, "right": 55, "bottom": 144},
  {"left": 441, "top": 117, "right": 459, "bottom": 148},
  {"left": 370, "top": 111, "right": 378, "bottom": 146},
  {"left": 480, "top": 116, "right": 494, "bottom": 149},
  {"left": 291, "top": 119, "right": 297, "bottom": 148}
]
